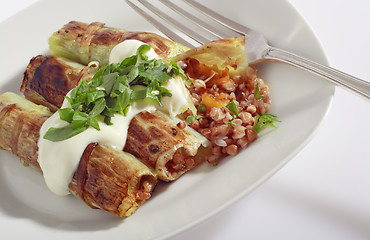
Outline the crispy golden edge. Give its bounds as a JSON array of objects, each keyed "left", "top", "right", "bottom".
[
  {"left": 49, "top": 21, "right": 189, "bottom": 65},
  {"left": 0, "top": 92, "right": 157, "bottom": 217},
  {"left": 22, "top": 54, "right": 210, "bottom": 181}
]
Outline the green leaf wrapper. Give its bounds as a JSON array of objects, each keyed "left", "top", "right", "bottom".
[{"left": 44, "top": 44, "right": 185, "bottom": 142}]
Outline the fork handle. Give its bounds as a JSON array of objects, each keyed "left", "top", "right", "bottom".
[{"left": 264, "top": 47, "right": 370, "bottom": 100}]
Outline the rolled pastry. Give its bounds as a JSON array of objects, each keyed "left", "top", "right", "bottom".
[
  {"left": 0, "top": 92, "right": 157, "bottom": 217},
  {"left": 48, "top": 21, "right": 189, "bottom": 65},
  {"left": 21, "top": 55, "right": 210, "bottom": 181}
]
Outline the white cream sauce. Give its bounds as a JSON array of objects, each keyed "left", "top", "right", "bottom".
[
  {"left": 108, "top": 39, "right": 158, "bottom": 64},
  {"left": 160, "top": 76, "right": 196, "bottom": 117},
  {"left": 37, "top": 40, "right": 195, "bottom": 196}
]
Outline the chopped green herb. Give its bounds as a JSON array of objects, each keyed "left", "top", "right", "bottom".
[
  {"left": 44, "top": 44, "right": 185, "bottom": 142},
  {"left": 57, "top": 108, "right": 74, "bottom": 123},
  {"left": 169, "top": 61, "right": 186, "bottom": 78},
  {"left": 43, "top": 123, "right": 88, "bottom": 142},
  {"left": 252, "top": 113, "right": 281, "bottom": 134},
  {"left": 228, "top": 121, "right": 236, "bottom": 126},
  {"left": 226, "top": 100, "right": 239, "bottom": 119},
  {"left": 198, "top": 103, "right": 206, "bottom": 112},
  {"left": 254, "top": 83, "right": 262, "bottom": 100},
  {"left": 186, "top": 115, "right": 205, "bottom": 124}
]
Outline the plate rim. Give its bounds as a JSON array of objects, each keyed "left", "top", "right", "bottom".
[{"left": 0, "top": 0, "right": 334, "bottom": 239}]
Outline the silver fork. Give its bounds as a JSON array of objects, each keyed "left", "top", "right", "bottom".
[{"left": 126, "top": 0, "right": 370, "bottom": 101}]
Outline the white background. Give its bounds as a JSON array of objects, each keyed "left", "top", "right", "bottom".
[{"left": 1, "top": 1, "right": 369, "bottom": 240}]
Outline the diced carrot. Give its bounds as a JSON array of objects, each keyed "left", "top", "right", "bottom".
[
  {"left": 206, "top": 67, "right": 231, "bottom": 86},
  {"left": 186, "top": 58, "right": 234, "bottom": 88},
  {"left": 200, "top": 92, "right": 229, "bottom": 111},
  {"left": 186, "top": 58, "right": 213, "bottom": 80},
  {"left": 206, "top": 75, "right": 233, "bottom": 87}
]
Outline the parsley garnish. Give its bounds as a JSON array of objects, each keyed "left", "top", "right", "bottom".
[
  {"left": 186, "top": 115, "right": 205, "bottom": 124},
  {"left": 252, "top": 113, "right": 281, "bottom": 133},
  {"left": 197, "top": 103, "right": 206, "bottom": 112},
  {"left": 44, "top": 44, "right": 184, "bottom": 142},
  {"left": 226, "top": 100, "right": 239, "bottom": 119},
  {"left": 254, "top": 83, "right": 262, "bottom": 100}
]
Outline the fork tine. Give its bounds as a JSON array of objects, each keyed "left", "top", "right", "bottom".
[
  {"left": 183, "top": 0, "right": 249, "bottom": 35},
  {"left": 126, "top": 0, "right": 195, "bottom": 48},
  {"left": 158, "top": 0, "right": 234, "bottom": 39},
  {"left": 136, "top": 0, "right": 211, "bottom": 45}
]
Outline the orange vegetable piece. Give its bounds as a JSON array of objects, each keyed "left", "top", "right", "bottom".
[
  {"left": 185, "top": 58, "right": 212, "bottom": 80},
  {"left": 200, "top": 92, "right": 229, "bottom": 111},
  {"left": 206, "top": 74, "right": 233, "bottom": 88},
  {"left": 185, "top": 58, "right": 234, "bottom": 87}
]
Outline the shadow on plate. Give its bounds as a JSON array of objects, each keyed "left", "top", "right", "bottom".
[
  {"left": 0, "top": 151, "right": 217, "bottom": 232},
  {"left": 0, "top": 152, "right": 123, "bottom": 231},
  {"left": 1, "top": 71, "right": 24, "bottom": 93}
]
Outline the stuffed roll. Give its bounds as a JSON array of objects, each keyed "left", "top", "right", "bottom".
[
  {"left": 48, "top": 21, "right": 189, "bottom": 65},
  {"left": 21, "top": 54, "right": 210, "bottom": 181},
  {"left": 0, "top": 92, "right": 157, "bottom": 217}
]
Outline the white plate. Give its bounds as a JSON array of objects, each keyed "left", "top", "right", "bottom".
[{"left": 0, "top": 0, "right": 334, "bottom": 239}]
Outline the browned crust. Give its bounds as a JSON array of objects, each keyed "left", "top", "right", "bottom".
[
  {"left": 125, "top": 111, "right": 199, "bottom": 180},
  {"left": 80, "top": 22, "right": 105, "bottom": 54},
  {"left": 0, "top": 94, "right": 157, "bottom": 217},
  {"left": 0, "top": 100, "right": 49, "bottom": 169},
  {"left": 53, "top": 21, "right": 181, "bottom": 62},
  {"left": 21, "top": 55, "right": 209, "bottom": 181},
  {"left": 21, "top": 55, "right": 83, "bottom": 111},
  {"left": 121, "top": 31, "right": 174, "bottom": 58},
  {"left": 75, "top": 142, "right": 99, "bottom": 209},
  {"left": 69, "top": 143, "right": 158, "bottom": 216}
]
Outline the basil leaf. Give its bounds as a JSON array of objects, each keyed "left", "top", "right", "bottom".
[
  {"left": 75, "top": 80, "right": 89, "bottom": 95},
  {"left": 137, "top": 44, "right": 151, "bottom": 61},
  {"left": 89, "top": 66, "right": 105, "bottom": 88},
  {"left": 111, "top": 76, "right": 128, "bottom": 96},
  {"left": 102, "top": 108, "right": 114, "bottom": 125},
  {"left": 113, "top": 89, "right": 130, "bottom": 114},
  {"left": 45, "top": 44, "right": 178, "bottom": 142},
  {"left": 58, "top": 108, "right": 74, "bottom": 123},
  {"left": 87, "top": 90, "right": 105, "bottom": 105},
  {"left": 89, "top": 98, "right": 106, "bottom": 118},
  {"left": 72, "top": 111, "right": 88, "bottom": 128},
  {"left": 43, "top": 123, "right": 88, "bottom": 142},
  {"left": 130, "top": 89, "right": 147, "bottom": 100},
  {"left": 127, "top": 66, "right": 139, "bottom": 83},
  {"left": 170, "top": 61, "right": 186, "bottom": 78},
  {"left": 226, "top": 100, "right": 239, "bottom": 119},
  {"left": 139, "top": 69, "right": 171, "bottom": 84},
  {"left": 120, "top": 55, "right": 137, "bottom": 69},
  {"left": 104, "top": 116, "right": 113, "bottom": 125},
  {"left": 88, "top": 117, "right": 100, "bottom": 131},
  {"left": 103, "top": 72, "right": 119, "bottom": 94}
]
